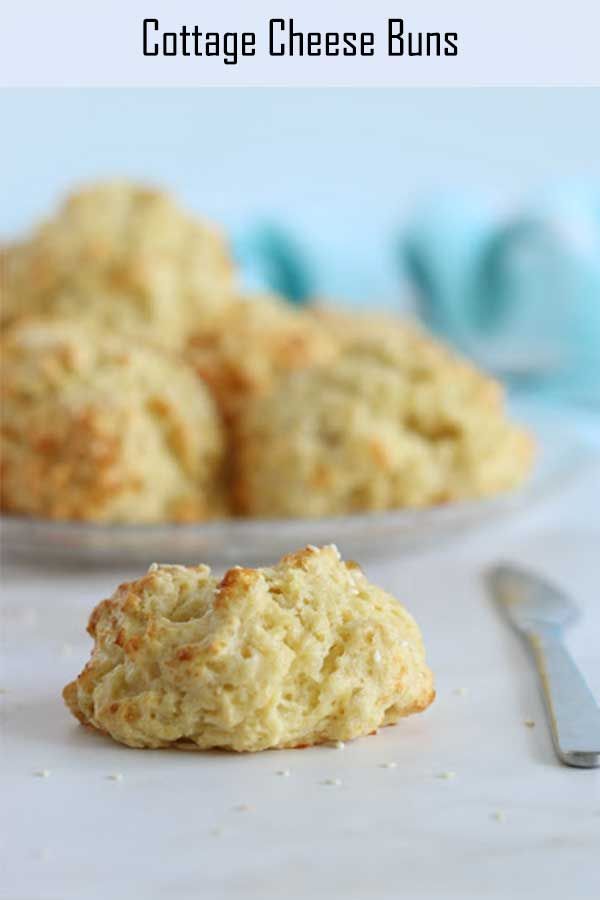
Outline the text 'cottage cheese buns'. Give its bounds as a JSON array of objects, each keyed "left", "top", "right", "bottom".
[
  {"left": 63, "top": 545, "right": 435, "bottom": 751},
  {"left": 186, "top": 293, "right": 339, "bottom": 422},
  {"left": 235, "top": 323, "right": 534, "bottom": 517},
  {"left": 1, "top": 318, "right": 225, "bottom": 523},
  {"left": 2, "top": 182, "right": 235, "bottom": 347}
]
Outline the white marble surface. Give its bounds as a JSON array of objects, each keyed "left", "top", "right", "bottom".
[{"left": 2, "top": 462, "right": 600, "bottom": 900}]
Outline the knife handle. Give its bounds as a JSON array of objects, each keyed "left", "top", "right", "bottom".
[{"left": 527, "top": 623, "right": 600, "bottom": 768}]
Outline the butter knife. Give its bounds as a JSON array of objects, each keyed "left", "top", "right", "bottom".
[{"left": 488, "top": 563, "right": 600, "bottom": 768}]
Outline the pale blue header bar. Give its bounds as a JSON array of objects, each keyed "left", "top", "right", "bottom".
[{"left": 1, "top": 0, "right": 599, "bottom": 87}]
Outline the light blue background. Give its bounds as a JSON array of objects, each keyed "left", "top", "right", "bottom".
[{"left": 2, "top": 88, "right": 599, "bottom": 303}]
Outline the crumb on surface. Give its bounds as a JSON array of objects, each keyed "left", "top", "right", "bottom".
[
  {"left": 106, "top": 773, "right": 123, "bottom": 781},
  {"left": 322, "top": 777, "right": 342, "bottom": 786},
  {"left": 276, "top": 769, "right": 291, "bottom": 777},
  {"left": 436, "top": 771, "right": 456, "bottom": 780},
  {"left": 379, "top": 762, "right": 398, "bottom": 769},
  {"left": 524, "top": 719, "right": 535, "bottom": 728},
  {"left": 34, "top": 769, "right": 51, "bottom": 778},
  {"left": 454, "top": 687, "right": 469, "bottom": 696},
  {"left": 491, "top": 810, "right": 506, "bottom": 822}
]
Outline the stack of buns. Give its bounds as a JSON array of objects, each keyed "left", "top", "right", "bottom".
[{"left": 1, "top": 182, "right": 534, "bottom": 523}]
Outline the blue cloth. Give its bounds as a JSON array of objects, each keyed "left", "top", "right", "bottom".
[
  {"left": 233, "top": 223, "right": 313, "bottom": 304},
  {"left": 233, "top": 185, "right": 600, "bottom": 405},
  {"left": 403, "top": 186, "right": 600, "bottom": 403}
]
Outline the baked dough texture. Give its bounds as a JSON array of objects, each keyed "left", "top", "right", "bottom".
[
  {"left": 63, "top": 545, "right": 435, "bottom": 751},
  {"left": 186, "top": 294, "right": 338, "bottom": 421},
  {"left": 235, "top": 330, "right": 534, "bottom": 517},
  {"left": 308, "top": 304, "right": 424, "bottom": 348},
  {"left": 1, "top": 318, "right": 225, "bottom": 522},
  {"left": 2, "top": 182, "right": 235, "bottom": 347}
]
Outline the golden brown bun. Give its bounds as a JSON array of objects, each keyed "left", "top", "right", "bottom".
[
  {"left": 1, "top": 317, "right": 225, "bottom": 522},
  {"left": 2, "top": 182, "right": 235, "bottom": 348},
  {"left": 186, "top": 294, "right": 338, "bottom": 421},
  {"left": 63, "top": 545, "right": 435, "bottom": 751},
  {"left": 234, "top": 325, "right": 534, "bottom": 517}
]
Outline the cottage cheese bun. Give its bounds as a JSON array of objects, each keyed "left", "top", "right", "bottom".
[
  {"left": 1, "top": 318, "right": 225, "bottom": 522},
  {"left": 63, "top": 544, "right": 435, "bottom": 751},
  {"left": 2, "top": 182, "right": 235, "bottom": 347},
  {"left": 186, "top": 294, "right": 338, "bottom": 421},
  {"left": 234, "top": 330, "right": 534, "bottom": 517}
]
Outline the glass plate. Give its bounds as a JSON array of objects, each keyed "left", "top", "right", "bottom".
[{"left": 2, "top": 403, "right": 597, "bottom": 569}]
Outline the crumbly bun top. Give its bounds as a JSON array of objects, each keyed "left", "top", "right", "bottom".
[
  {"left": 2, "top": 182, "right": 236, "bottom": 347},
  {"left": 186, "top": 294, "right": 338, "bottom": 421},
  {"left": 63, "top": 544, "right": 434, "bottom": 751},
  {"left": 1, "top": 317, "right": 225, "bottom": 522},
  {"left": 308, "top": 304, "right": 424, "bottom": 348},
  {"left": 234, "top": 329, "right": 534, "bottom": 517}
]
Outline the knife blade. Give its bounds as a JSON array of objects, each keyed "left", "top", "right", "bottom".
[{"left": 488, "top": 563, "right": 600, "bottom": 768}]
